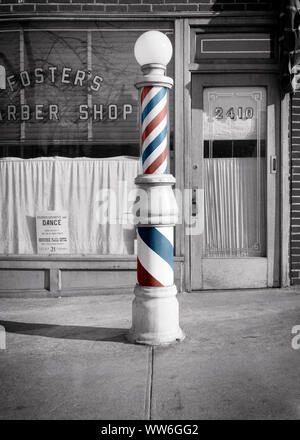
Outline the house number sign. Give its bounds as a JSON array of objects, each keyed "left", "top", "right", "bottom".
[
  {"left": 214, "top": 106, "right": 254, "bottom": 120},
  {"left": 203, "top": 87, "right": 266, "bottom": 141}
]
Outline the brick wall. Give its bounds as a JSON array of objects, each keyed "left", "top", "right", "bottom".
[
  {"left": 0, "top": 0, "right": 273, "bottom": 16},
  {"left": 291, "top": 93, "right": 300, "bottom": 285}
]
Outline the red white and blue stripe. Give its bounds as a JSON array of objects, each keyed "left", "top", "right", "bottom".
[
  {"left": 141, "top": 86, "right": 168, "bottom": 175},
  {"left": 137, "top": 85, "right": 174, "bottom": 287},
  {"left": 137, "top": 226, "right": 174, "bottom": 287}
]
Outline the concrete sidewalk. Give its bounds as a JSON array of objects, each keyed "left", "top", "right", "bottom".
[{"left": 0, "top": 288, "right": 299, "bottom": 420}]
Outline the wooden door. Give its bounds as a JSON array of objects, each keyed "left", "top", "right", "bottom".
[{"left": 190, "top": 74, "right": 280, "bottom": 290}]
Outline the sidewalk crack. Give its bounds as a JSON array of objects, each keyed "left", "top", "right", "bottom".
[{"left": 144, "top": 346, "right": 154, "bottom": 420}]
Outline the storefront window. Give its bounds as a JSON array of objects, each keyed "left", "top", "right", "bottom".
[{"left": 0, "top": 21, "right": 174, "bottom": 256}]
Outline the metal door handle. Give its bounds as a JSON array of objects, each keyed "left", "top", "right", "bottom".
[
  {"left": 270, "top": 156, "right": 277, "bottom": 174},
  {"left": 192, "top": 188, "right": 197, "bottom": 217}
]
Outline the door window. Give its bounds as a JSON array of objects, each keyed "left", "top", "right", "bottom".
[{"left": 203, "top": 87, "right": 267, "bottom": 257}]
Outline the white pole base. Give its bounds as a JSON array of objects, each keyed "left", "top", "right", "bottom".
[{"left": 127, "top": 284, "right": 185, "bottom": 346}]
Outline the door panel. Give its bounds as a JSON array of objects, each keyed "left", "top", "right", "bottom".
[
  {"left": 202, "top": 258, "right": 267, "bottom": 290},
  {"left": 190, "top": 74, "right": 280, "bottom": 290}
]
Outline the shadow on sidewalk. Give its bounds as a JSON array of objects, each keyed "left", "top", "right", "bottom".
[{"left": 0, "top": 320, "right": 130, "bottom": 344}]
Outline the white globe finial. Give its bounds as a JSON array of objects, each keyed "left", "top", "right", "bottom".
[{"left": 134, "top": 30, "right": 173, "bottom": 67}]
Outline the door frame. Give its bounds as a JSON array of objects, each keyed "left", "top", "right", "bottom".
[
  {"left": 189, "top": 73, "right": 281, "bottom": 290},
  {"left": 174, "top": 18, "right": 289, "bottom": 291}
]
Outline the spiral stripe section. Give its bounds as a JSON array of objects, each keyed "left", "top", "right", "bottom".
[
  {"left": 141, "top": 86, "right": 168, "bottom": 175},
  {"left": 137, "top": 226, "right": 174, "bottom": 287}
]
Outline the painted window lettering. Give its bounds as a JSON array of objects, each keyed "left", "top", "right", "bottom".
[
  {"left": 0, "top": 104, "right": 59, "bottom": 121},
  {"left": 6, "top": 66, "right": 103, "bottom": 92},
  {"left": 214, "top": 106, "right": 254, "bottom": 120},
  {"left": 0, "top": 103, "right": 132, "bottom": 122},
  {"left": 79, "top": 104, "right": 133, "bottom": 121},
  {"left": 1, "top": 64, "right": 133, "bottom": 123}
]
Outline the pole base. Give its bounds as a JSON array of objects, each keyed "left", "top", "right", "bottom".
[{"left": 127, "top": 284, "right": 185, "bottom": 346}]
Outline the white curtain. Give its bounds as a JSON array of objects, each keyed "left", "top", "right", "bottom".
[
  {"left": 0, "top": 156, "right": 141, "bottom": 255},
  {"left": 204, "top": 158, "right": 266, "bottom": 257}
]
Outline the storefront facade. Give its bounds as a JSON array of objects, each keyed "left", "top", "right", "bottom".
[{"left": 0, "top": 1, "right": 294, "bottom": 296}]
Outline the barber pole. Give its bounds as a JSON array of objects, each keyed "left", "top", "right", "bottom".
[
  {"left": 128, "top": 31, "right": 184, "bottom": 345},
  {"left": 141, "top": 86, "right": 168, "bottom": 175},
  {"left": 137, "top": 226, "right": 174, "bottom": 287},
  {"left": 138, "top": 84, "right": 174, "bottom": 289}
]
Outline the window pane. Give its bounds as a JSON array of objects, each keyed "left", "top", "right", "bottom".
[
  {"left": 203, "top": 87, "right": 267, "bottom": 257},
  {"left": 24, "top": 31, "right": 88, "bottom": 143},
  {"left": 0, "top": 32, "right": 20, "bottom": 144},
  {"left": 0, "top": 24, "right": 174, "bottom": 159},
  {"left": 0, "top": 22, "right": 174, "bottom": 257}
]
